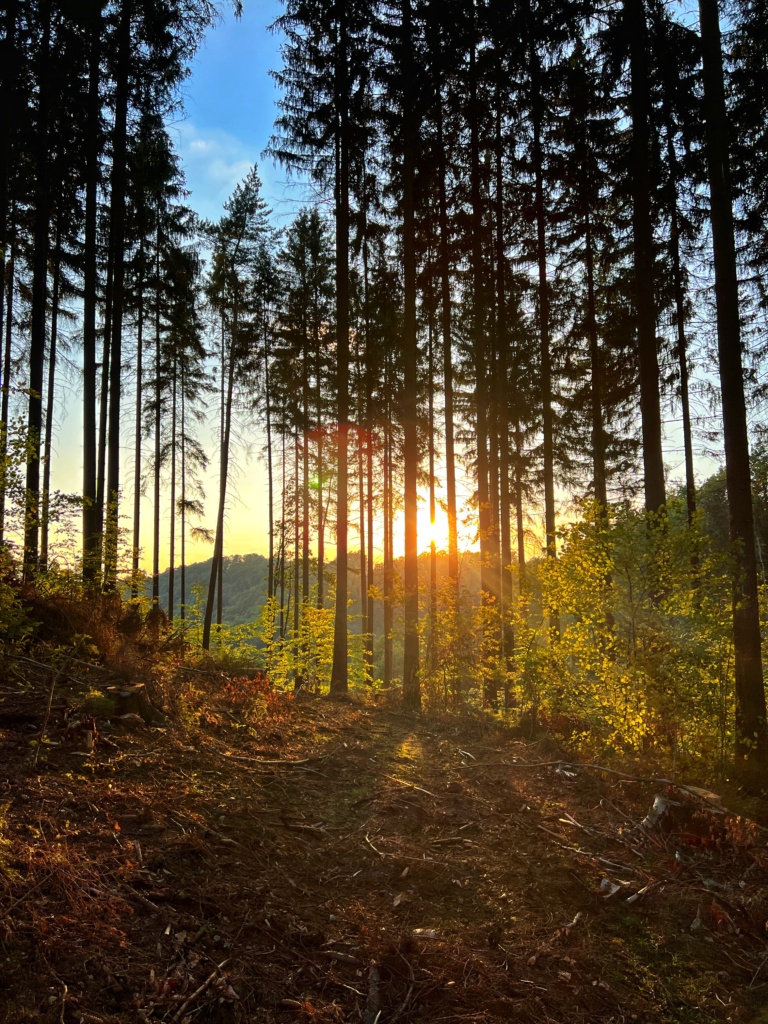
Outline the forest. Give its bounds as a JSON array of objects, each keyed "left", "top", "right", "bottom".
[
  {"left": 3, "top": 0, "right": 768, "bottom": 772},
  {"left": 2, "top": 1, "right": 768, "bottom": 1019}
]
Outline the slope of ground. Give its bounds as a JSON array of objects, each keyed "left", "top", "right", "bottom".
[{"left": 0, "top": 676, "right": 767, "bottom": 1024}]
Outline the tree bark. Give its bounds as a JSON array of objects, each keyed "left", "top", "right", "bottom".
[
  {"left": 82, "top": 12, "right": 101, "bottom": 583},
  {"left": 437, "top": 98, "right": 458, "bottom": 587},
  {"left": 626, "top": 0, "right": 666, "bottom": 513},
  {"left": 698, "top": 0, "right": 767, "bottom": 763},
  {"left": 40, "top": 217, "right": 62, "bottom": 570},
  {"left": 103, "top": 0, "right": 132, "bottom": 589},
  {"left": 131, "top": 242, "right": 145, "bottom": 598},
  {"left": 24, "top": 5, "right": 52, "bottom": 578},
  {"left": 202, "top": 320, "right": 237, "bottom": 651},
  {"left": 168, "top": 353, "right": 177, "bottom": 621},
  {"left": 401, "top": 0, "right": 420, "bottom": 711},
  {"left": 0, "top": 226, "right": 14, "bottom": 544},
  {"left": 330, "top": 0, "right": 350, "bottom": 694}
]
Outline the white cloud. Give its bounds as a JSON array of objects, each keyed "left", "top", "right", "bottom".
[{"left": 170, "top": 119, "right": 307, "bottom": 225}]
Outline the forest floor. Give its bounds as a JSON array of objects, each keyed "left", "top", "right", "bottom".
[{"left": 1, "top": 664, "right": 768, "bottom": 1024}]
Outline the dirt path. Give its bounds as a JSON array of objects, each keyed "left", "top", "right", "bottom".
[{"left": 1, "top": 692, "right": 767, "bottom": 1023}]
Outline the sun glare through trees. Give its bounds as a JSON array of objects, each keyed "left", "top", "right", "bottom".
[{"left": 2, "top": 0, "right": 768, "bottom": 774}]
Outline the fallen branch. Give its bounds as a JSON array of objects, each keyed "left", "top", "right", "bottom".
[
  {"left": 384, "top": 775, "right": 435, "bottom": 797},
  {"left": 171, "top": 968, "right": 218, "bottom": 1023},
  {"left": 223, "top": 753, "right": 312, "bottom": 766}
]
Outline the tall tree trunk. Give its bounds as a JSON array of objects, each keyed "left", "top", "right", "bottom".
[
  {"left": 585, "top": 214, "right": 608, "bottom": 509},
  {"left": 280, "top": 424, "right": 287, "bottom": 637},
  {"left": 626, "top": 0, "right": 666, "bottom": 513},
  {"left": 0, "top": 226, "right": 14, "bottom": 544},
  {"left": 316, "top": 429, "right": 325, "bottom": 606},
  {"left": 383, "top": 425, "right": 393, "bottom": 686},
  {"left": 0, "top": 0, "right": 17, "bottom": 508},
  {"left": 401, "top": 0, "right": 420, "bottom": 710},
  {"left": 302, "top": 352, "right": 310, "bottom": 617},
  {"left": 293, "top": 435, "right": 301, "bottom": 680},
  {"left": 698, "top": 0, "right": 767, "bottom": 763},
  {"left": 665, "top": 128, "right": 696, "bottom": 526},
  {"left": 216, "top": 325, "right": 225, "bottom": 631},
  {"left": 168, "top": 353, "right": 177, "bottom": 622},
  {"left": 180, "top": 373, "right": 187, "bottom": 621},
  {"left": 427, "top": 307, "right": 437, "bottom": 680},
  {"left": 495, "top": 92, "right": 514, "bottom": 681},
  {"left": 40, "top": 217, "right": 62, "bottom": 571},
  {"left": 531, "top": 50, "right": 558, "bottom": 618},
  {"left": 202, "top": 325, "right": 237, "bottom": 651},
  {"left": 358, "top": 421, "right": 367, "bottom": 653},
  {"left": 96, "top": 249, "right": 113, "bottom": 567},
  {"left": 437, "top": 98, "right": 459, "bottom": 587},
  {"left": 24, "top": 6, "right": 52, "bottom": 578},
  {"left": 362, "top": 201, "right": 374, "bottom": 676},
  {"left": 366, "top": 419, "right": 375, "bottom": 680},
  {"left": 468, "top": 29, "right": 499, "bottom": 688},
  {"left": 131, "top": 249, "right": 144, "bottom": 598},
  {"left": 103, "top": 0, "right": 132, "bottom": 589},
  {"left": 82, "top": 13, "right": 101, "bottom": 582},
  {"left": 330, "top": 0, "right": 350, "bottom": 694},
  {"left": 151, "top": 239, "right": 162, "bottom": 606},
  {"left": 515, "top": 418, "right": 526, "bottom": 587},
  {"left": 265, "top": 326, "right": 275, "bottom": 601}
]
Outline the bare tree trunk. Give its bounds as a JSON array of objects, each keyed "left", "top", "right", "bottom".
[
  {"left": 95, "top": 255, "right": 111, "bottom": 574},
  {"left": 664, "top": 127, "right": 696, "bottom": 526},
  {"left": 0, "top": 1, "right": 17, "bottom": 547},
  {"left": 82, "top": 16, "right": 101, "bottom": 582},
  {"left": 383, "top": 426, "right": 393, "bottom": 686},
  {"left": 24, "top": 5, "right": 52, "bottom": 578},
  {"left": 531, "top": 51, "right": 558, "bottom": 636},
  {"left": 103, "top": 0, "right": 132, "bottom": 590},
  {"left": 293, "top": 435, "right": 301, "bottom": 680},
  {"left": 362, "top": 204, "right": 374, "bottom": 676},
  {"left": 202, "top": 318, "right": 237, "bottom": 651},
  {"left": 366, "top": 421, "right": 375, "bottom": 680},
  {"left": 626, "top": 0, "right": 666, "bottom": 513},
  {"left": 152, "top": 239, "right": 162, "bottom": 607},
  {"left": 131, "top": 250, "right": 144, "bottom": 598},
  {"left": 280, "top": 424, "right": 287, "bottom": 637},
  {"left": 437, "top": 99, "right": 458, "bottom": 587},
  {"left": 180, "top": 375, "right": 186, "bottom": 620},
  {"left": 358, "top": 421, "right": 367, "bottom": 652},
  {"left": 585, "top": 214, "right": 607, "bottom": 509},
  {"left": 698, "top": 0, "right": 767, "bottom": 763},
  {"left": 0, "top": 226, "right": 14, "bottom": 544},
  {"left": 330, "top": 0, "right": 350, "bottom": 694},
  {"left": 40, "top": 217, "right": 62, "bottom": 571},
  {"left": 302, "top": 357, "right": 310, "bottom": 618},
  {"left": 265, "top": 326, "right": 274, "bottom": 601},
  {"left": 427, "top": 308, "right": 437, "bottom": 681},
  {"left": 401, "top": 0, "right": 420, "bottom": 710},
  {"left": 168, "top": 353, "right": 177, "bottom": 622},
  {"left": 515, "top": 419, "right": 526, "bottom": 589},
  {"left": 495, "top": 92, "right": 514, "bottom": 683}
]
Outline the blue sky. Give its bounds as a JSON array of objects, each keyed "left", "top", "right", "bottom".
[
  {"left": 170, "top": 0, "right": 306, "bottom": 225},
  {"left": 160, "top": 2, "right": 307, "bottom": 562}
]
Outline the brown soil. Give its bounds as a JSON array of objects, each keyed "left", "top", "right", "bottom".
[{"left": 0, "top": 678, "right": 767, "bottom": 1024}]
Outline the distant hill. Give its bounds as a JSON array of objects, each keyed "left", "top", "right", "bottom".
[
  {"left": 148, "top": 549, "right": 487, "bottom": 626},
  {"left": 152, "top": 553, "right": 270, "bottom": 625}
]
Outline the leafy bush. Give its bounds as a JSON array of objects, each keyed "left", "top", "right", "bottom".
[{"left": 514, "top": 501, "right": 735, "bottom": 771}]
